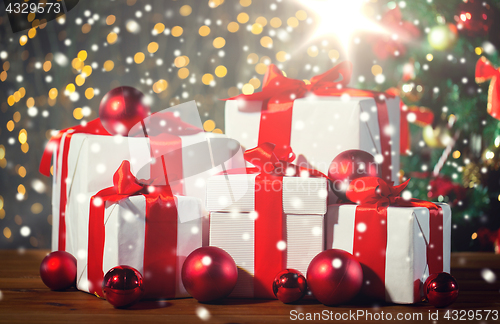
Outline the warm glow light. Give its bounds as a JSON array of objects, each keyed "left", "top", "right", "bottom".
[{"left": 299, "top": 0, "right": 385, "bottom": 54}]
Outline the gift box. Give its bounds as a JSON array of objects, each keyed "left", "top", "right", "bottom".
[
  {"left": 325, "top": 177, "right": 451, "bottom": 304},
  {"left": 75, "top": 161, "right": 204, "bottom": 299},
  {"left": 47, "top": 120, "right": 242, "bottom": 253},
  {"left": 207, "top": 143, "right": 328, "bottom": 299},
  {"left": 224, "top": 62, "right": 400, "bottom": 185}
]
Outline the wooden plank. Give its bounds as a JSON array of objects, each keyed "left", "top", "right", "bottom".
[{"left": 0, "top": 250, "right": 499, "bottom": 323}]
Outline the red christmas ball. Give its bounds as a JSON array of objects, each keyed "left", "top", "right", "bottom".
[
  {"left": 102, "top": 266, "right": 143, "bottom": 308},
  {"left": 40, "top": 251, "right": 77, "bottom": 291},
  {"left": 181, "top": 247, "right": 238, "bottom": 302},
  {"left": 307, "top": 249, "right": 363, "bottom": 306},
  {"left": 424, "top": 273, "right": 459, "bottom": 308},
  {"left": 272, "top": 269, "right": 307, "bottom": 304},
  {"left": 99, "top": 86, "right": 150, "bottom": 136},
  {"left": 328, "top": 150, "right": 379, "bottom": 200}
]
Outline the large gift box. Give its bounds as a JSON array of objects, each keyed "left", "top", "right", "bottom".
[
  {"left": 326, "top": 177, "right": 451, "bottom": 304},
  {"left": 224, "top": 62, "right": 400, "bottom": 184},
  {"left": 76, "top": 161, "right": 204, "bottom": 299},
  {"left": 43, "top": 113, "right": 242, "bottom": 254},
  {"left": 207, "top": 143, "right": 328, "bottom": 299}
]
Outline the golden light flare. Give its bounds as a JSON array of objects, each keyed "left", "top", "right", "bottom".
[
  {"left": 255, "top": 63, "right": 267, "bottom": 74},
  {"left": 19, "top": 129, "right": 27, "bottom": 144},
  {"left": 251, "top": 23, "right": 263, "bottom": 35},
  {"left": 174, "top": 56, "right": 190, "bottom": 68},
  {"left": 134, "top": 52, "right": 145, "bottom": 64},
  {"left": 203, "top": 120, "right": 216, "bottom": 132},
  {"left": 276, "top": 51, "right": 288, "bottom": 62},
  {"left": 28, "top": 28, "right": 37, "bottom": 38},
  {"left": 270, "top": 17, "right": 282, "bottom": 28},
  {"left": 178, "top": 67, "right": 190, "bottom": 79},
  {"left": 307, "top": 46, "right": 319, "bottom": 57},
  {"left": 82, "top": 65, "right": 92, "bottom": 77},
  {"left": 0, "top": 71, "right": 7, "bottom": 82},
  {"left": 249, "top": 77, "right": 261, "bottom": 89},
  {"left": 215, "top": 65, "right": 227, "bottom": 78},
  {"left": 213, "top": 37, "right": 226, "bottom": 48},
  {"left": 237, "top": 13, "right": 249, "bottom": 24},
  {"left": 153, "top": 79, "right": 168, "bottom": 93},
  {"left": 180, "top": 5, "right": 192, "bottom": 16},
  {"left": 106, "top": 15, "right": 116, "bottom": 25},
  {"left": 20, "top": 35, "right": 28, "bottom": 46},
  {"left": 154, "top": 23, "right": 165, "bottom": 34},
  {"left": 66, "top": 83, "right": 76, "bottom": 93},
  {"left": 48, "top": 88, "right": 58, "bottom": 100},
  {"left": 148, "top": 42, "right": 159, "bottom": 53},
  {"left": 18, "top": 166, "right": 26, "bottom": 178},
  {"left": 199, "top": 25, "right": 211, "bottom": 36},
  {"left": 242, "top": 83, "right": 255, "bottom": 95},
  {"left": 240, "top": 0, "right": 251, "bottom": 7},
  {"left": 171, "top": 26, "right": 183, "bottom": 37},
  {"left": 75, "top": 74, "right": 86, "bottom": 86},
  {"left": 104, "top": 60, "right": 115, "bottom": 71},
  {"left": 18, "top": 184, "right": 26, "bottom": 195},
  {"left": 287, "top": 17, "right": 299, "bottom": 28},
  {"left": 107, "top": 32, "right": 118, "bottom": 44},
  {"left": 78, "top": 50, "right": 87, "bottom": 61},
  {"left": 7, "top": 121, "right": 14, "bottom": 132},
  {"left": 13, "top": 112, "right": 21, "bottom": 123},
  {"left": 73, "top": 107, "right": 83, "bottom": 120},
  {"left": 202, "top": 73, "right": 214, "bottom": 85},
  {"left": 85, "top": 88, "right": 95, "bottom": 99},
  {"left": 43, "top": 61, "right": 52, "bottom": 72},
  {"left": 256, "top": 16, "right": 267, "bottom": 27},
  {"left": 0, "top": 146, "right": 4, "bottom": 160},
  {"left": 371, "top": 64, "right": 383, "bottom": 76},
  {"left": 300, "top": 0, "right": 385, "bottom": 54},
  {"left": 296, "top": 10, "right": 308, "bottom": 21},
  {"left": 227, "top": 22, "right": 239, "bottom": 33},
  {"left": 247, "top": 53, "right": 258, "bottom": 64},
  {"left": 3, "top": 227, "right": 11, "bottom": 239},
  {"left": 26, "top": 97, "right": 35, "bottom": 108},
  {"left": 31, "top": 203, "right": 43, "bottom": 214},
  {"left": 260, "top": 36, "right": 273, "bottom": 48}
]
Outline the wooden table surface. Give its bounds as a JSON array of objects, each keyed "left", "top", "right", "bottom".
[{"left": 1, "top": 250, "right": 500, "bottom": 323}]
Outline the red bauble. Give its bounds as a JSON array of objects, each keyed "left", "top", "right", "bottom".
[
  {"left": 40, "top": 251, "right": 77, "bottom": 291},
  {"left": 455, "top": 0, "right": 493, "bottom": 36},
  {"left": 307, "top": 249, "right": 363, "bottom": 306},
  {"left": 102, "top": 266, "right": 144, "bottom": 308},
  {"left": 424, "top": 273, "right": 459, "bottom": 308},
  {"left": 328, "top": 150, "right": 379, "bottom": 200},
  {"left": 272, "top": 269, "right": 307, "bottom": 304},
  {"left": 181, "top": 247, "right": 238, "bottom": 302},
  {"left": 99, "top": 86, "right": 150, "bottom": 136}
]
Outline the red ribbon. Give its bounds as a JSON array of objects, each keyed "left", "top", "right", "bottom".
[
  {"left": 386, "top": 87, "right": 434, "bottom": 155},
  {"left": 87, "top": 161, "right": 178, "bottom": 299},
  {"left": 225, "top": 62, "right": 395, "bottom": 182},
  {"left": 476, "top": 56, "right": 500, "bottom": 120},
  {"left": 346, "top": 176, "right": 444, "bottom": 300},
  {"left": 221, "top": 143, "right": 325, "bottom": 298},
  {"left": 39, "top": 119, "right": 110, "bottom": 251}
]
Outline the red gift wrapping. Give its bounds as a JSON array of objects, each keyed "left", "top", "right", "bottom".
[
  {"left": 87, "top": 161, "right": 179, "bottom": 299},
  {"left": 346, "top": 177, "right": 444, "bottom": 300},
  {"left": 225, "top": 62, "right": 396, "bottom": 182}
]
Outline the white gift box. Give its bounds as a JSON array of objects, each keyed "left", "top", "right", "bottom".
[
  {"left": 325, "top": 203, "right": 451, "bottom": 304},
  {"left": 225, "top": 96, "right": 400, "bottom": 183},
  {"left": 75, "top": 194, "right": 203, "bottom": 299},
  {"left": 52, "top": 132, "right": 242, "bottom": 252},
  {"left": 207, "top": 173, "right": 328, "bottom": 298}
]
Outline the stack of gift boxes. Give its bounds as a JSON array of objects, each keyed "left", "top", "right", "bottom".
[{"left": 43, "top": 62, "right": 451, "bottom": 304}]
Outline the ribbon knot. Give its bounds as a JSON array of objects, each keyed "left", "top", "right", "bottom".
[
  {"left": 112, "top": 161, "right": 146, "bottom": 195},
  {"left": 347, "top": 176, "right": 410, "bottom": 208},
  {"left": 244, "top": 142, "right": 296, "bottom": 174},
  {"left": 476, "top": 56, "right": 500, "bottom": 119}
]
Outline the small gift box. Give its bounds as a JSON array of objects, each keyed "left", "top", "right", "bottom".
[
  {"left": 326, "top": 177, "right": 451, "bottom": 304},
  {"left": 224, "top": 62, "right": 400, "bottom": 184},
  {"left": 76, "top": 161, "right": 204, "bottom": 300},
  {"left": 207, "top": 143, "right": 328, "bottom": 299}
]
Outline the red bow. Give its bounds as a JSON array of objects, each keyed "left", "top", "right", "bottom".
[
  {"left": 95, "top": 160, "right": 171, "bottom": 200},
  {"left": 225, "top": 62, "right": 394, "bottom": 112},
  {"left": 347, "top": 176, "right": 410, "bottom": 208},
  {"left": 476, "top": 56, "right": 500, "bottom": 119},
  {"left": 243, "top": 142, "right": 327, "bottom": 179}
]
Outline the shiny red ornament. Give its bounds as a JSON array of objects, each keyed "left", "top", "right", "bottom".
[
  {"left": 307, "top": 249, "right": 363, "bottom": 306},
  {"left": 455, "top": 0, "right": 493, "bottom": 36},
  {"left": 272, "top": 269, "right": 307, "bottom": 304},
  {"left": 424, "top": 273, "right": 459, "bottom": 308},
  {"left": 40, "top": 251, "right": 77, "bottom": 291},
  {"left": 181, "top": 247, "right": 238, "bottom": 302},
  {"left": 102, "top": 266, "right": 144, "bottom": 308},
  {"left": 98, "top": 86, "right": 150, "bottom": 136},
  {"left": 328, "top": 150, "right": 379, "bottom": 200}
]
